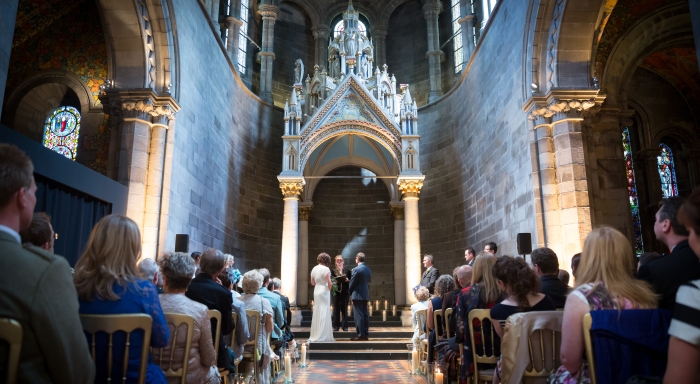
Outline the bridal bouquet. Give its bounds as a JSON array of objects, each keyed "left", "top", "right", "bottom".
[{"left": 330, "top": 277, "right": 340, "bottom": 296}]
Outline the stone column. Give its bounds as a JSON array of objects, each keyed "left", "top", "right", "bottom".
[
  {"left": 423, "top": 1, "right": 443, "bottom": 103},
  {"left": 142, "top": 124, "right": 167, "bottom": 259},
  {"left": 211, "top": 0, "right": 221, "bottom": 29},
  {"left": 399, "top": 178, "right": 424, "bottom": 304},
  {"left": 279, "top": 180, "right": 303, "bottom": 305},
  {"left": 370, "top": 27, "right": 388, "bottom": 68},
  {"left": 458, "top": 13, "right": 476, "bottom": 62},
  {"left": 227, "top": 17, "right": 243, "bottom": 60},
  {"left": 0, "top": 0, "right": 18, "bottom": 118},
  {"left": 297, "top": 203, "right": 312, "bottom": 306},
  {"left": 391, "top": 203, "right": 406, "bottom": 305},
  {"left": 312, "top": 25, "right": 330, "bottom": 70},
  {"left": 258, "top": 4, "right": 278, "bottom": 103}
]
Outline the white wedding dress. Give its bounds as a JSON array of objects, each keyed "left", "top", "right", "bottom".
[{"left": 308, "top": 265, "right": 335, "bottom": 342}]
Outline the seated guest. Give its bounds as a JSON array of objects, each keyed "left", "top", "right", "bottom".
[
  {"left": 138, "top": 257, "right": 163, "bottom": 294},
  {"left": 665, "top": 188, "right": 700, "bottom": 383},
  {"left": 558, "top": 269, "right": 570, "bottom": 286},
  {"left": 411, "top": 286, "right": 430, "bottom": 349},
  {"left": 220, "top": 267, "right": 250, "bottom": 357},
  {"left": 271, "top": 278, "right": 295, "bottom": 344},
  {"left": 237, "top": 270, "right": 277, "bottom": 384},
  {"left": 74, "top": 214, "right": 169, "bottom": 384},
  {"left": 441, "top": 266, "right": 470, "bottom": 338},
  {"left": 551, "top": 227, "right": 657, "bottom": 383},
  {"left": 19, "top": 212, "right": 54, "bottom": 252},
  {"left": 0, "top": 143, "right": 94, "bottom": 383},
  {"left": 638, "top": 197, "right": 700, "bottom": 310},
  {"left": 426, "top": 274, "right": 454, "bottom": 362},
  {"left": 638, "top": 252, "right": 662, "bottom": 272},
  {"left": 531, "top": 247, "right": 570, "bottom": 308},
  {"left": 157, "top": 252, "right": 219, "bottom": 384},
  {"left": 571, "top": 253, "right": 581, "bottom": 280},
  {"left": 256, "top": 268, "right": 287, "bottom": 353},
  {"left": 186, "top": 248, "right": 235, "bottom": 369},
  {"left": 456, "top": 252, "right": 500, "bottom": 383},
  {"left": 191, "top": 251, "right": 201, "bottom": 276}
]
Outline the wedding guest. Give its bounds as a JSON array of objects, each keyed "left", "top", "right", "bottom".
[
  {"left": 411, "top": 286, "right": 430, "bottom": 349},
  {"left": 551, "top": 227, "right": 657, "bottom": 382},
  {"left": 74, "top": 214, "right": 169, "bottom": 383},
  {"left": 664, "top": 188, "right": 700, "bottom": 383},
  {"left": 531, "top": 247, "right": 570, "bottom": 308},
  {"left": 426, "top": 274, "right": 454, "bottom": 362},
  {"left": 237, "top": 270, "right": 277, "bottom": 384},
  {"left": 218, "top": 267, "right": 249, "bottom": 357},
  {"left": 558, "top": 269, "right": 570, "bottom": 286},
  {"left": 157, "top": 252, "right": 219, "bottom": 384},
  {"left": 138, "top": 257, "right": 163, "bottom": 294},
  {"left": 191, "top": 251, "right": 201, "bottom": 276},
  {"left": 638, "top": 252, "right": 662, "bottom": 272},
  {"left": 571, "top": 253, "right": 581, "bottom": 279},
  {"left": 19, "top": 212, "right": 54, "bottom": 252}
]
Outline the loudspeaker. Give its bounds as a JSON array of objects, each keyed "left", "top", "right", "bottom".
[
  {"left": 517, "top": 233, "right": 532, "bottom": 255},
  {"left": 175, "top": 234, "right": 189, "bottom": 253}
]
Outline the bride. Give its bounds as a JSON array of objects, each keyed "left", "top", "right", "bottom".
[{"left": 308, "top": 252, "right": 335, "bottom": 342}]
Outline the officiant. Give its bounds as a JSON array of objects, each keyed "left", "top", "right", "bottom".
[{"left": 332, "top": 254, "right": 352, "bottom": 332}]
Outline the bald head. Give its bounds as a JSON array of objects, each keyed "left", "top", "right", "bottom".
[{"left": 456, "top": 265, "right": 473, "bottom": 287}]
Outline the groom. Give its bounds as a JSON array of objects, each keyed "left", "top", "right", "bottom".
[{"left": 349, "top": 252, "right": 371, "bottom": 341}]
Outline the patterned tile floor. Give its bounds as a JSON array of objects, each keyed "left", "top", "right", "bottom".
[{"left": 273, "top": 360, "right": 429, "bottom": 384}]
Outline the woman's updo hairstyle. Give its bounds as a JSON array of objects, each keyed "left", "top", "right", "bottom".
[
  {"left": 492, "top": 256, "right": 540, "bottom": 309},
  {"left": 317, "top": 252, "right": 331, "bottom": 267}
]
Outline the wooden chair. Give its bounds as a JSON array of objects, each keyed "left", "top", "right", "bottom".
[
  {"left": 582, "top": 313, "right": 597, "bottom": 384},
  {"left": 432, "top": 309, "right": 444, "bottom": 338},
  {"left": 238, "top": 309, "right": 261, "bottom": 382},
  {"left": 152, "top": 313, "right": 195, "bottom": 384},
  {"left": 208, "top": 310, "right": 228, "bottom": 384},
  {"left": 415, "top": 309, "right": 429, "bottom": 362},
  {"left": 468, "top": 309, "right": 499, "bottom": 384},
  {"left": 444, "top": 307, "right": 454, "bottom": 338},
  {"left": 80, "top": 314, "right": 152, "bottom": 384},
  {"left": 0, "top": 318, "right": 22, "bottom": 384}
]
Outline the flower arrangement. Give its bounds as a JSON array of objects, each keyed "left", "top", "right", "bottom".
[{"left": 331, "top": 277, "right": 340, "bottom": 296}]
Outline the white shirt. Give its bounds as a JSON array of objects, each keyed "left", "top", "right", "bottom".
[{"left": 0, "top": 224, "right": 21, "bottom": 244}]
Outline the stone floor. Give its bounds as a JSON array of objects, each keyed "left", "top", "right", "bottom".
[{"left": 273, "top": 360, "right": 430, "bottom": 384}]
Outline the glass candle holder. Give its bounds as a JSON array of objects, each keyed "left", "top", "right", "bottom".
[
  {"left": 392, "top": 304, "right": 397, "bottom": 316},
  {"left": 368, "top": 302, "right": 373, "bottom": 316},
  {"left": 384, "top": 300, "right": 388, "bottom": 311},
  {"left": 433, "top": 363, "right": 448, "bottom": 384},
  {"left": 382, "top": 310, "right": 387, "bottom": 322},
  {"left": 284, "top": 351, "right": 294, "bottom": 383},
  {"left": 374, "top": 300, "right": 379, "bottom": 311},
  {"left": 299, "top": 341, "right": 309, "bottom": 368}
]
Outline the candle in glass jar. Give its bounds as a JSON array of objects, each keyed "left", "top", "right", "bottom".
[
  {"left": 368, "top": 302, "right": 373, "bottom": 316},
  {"left": 384, "top": 300, "right": 388, "bottom": 310},
  {"left": 348, "top": 304, "right": 352, "bottom": 316},
  {"left": 285, "top": 353, "right": 292, "bottom": 380},
  {"left": 382, "top": 310, "right": 386, "bottom": 321},
  {"left": 435, "top": 367, "right": 444, "bottom": 383},
  {"left": 392, "top": 305, "right": 396, "bottom": 316},
  {"left": 301, "top": 344, "right": 307, "bottom": 366},
  {"left": 411, "top": 348, "right": 419, "bottom": 374}
]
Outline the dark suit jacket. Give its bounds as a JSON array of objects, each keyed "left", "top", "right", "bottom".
[
  {"left": 186, "top": 273, "right": 235, "bottom": 347},
  {"left": 540, "top": 275, "right": 570, "bottom": 308},
  {"left": 638, "top": 240, "right": 700, "bottom": 310},
  {"left": 349, "top": 263, "right": 371, "bottom": 301},
  {"left": 273, "top": 291, "right": 292, "bottom": 326},
  {"left": 332, "top": 266, "right": 352, "bottom": 296},
  {"left": 420, "top": 266, "right": 440, "bottom": 294}
]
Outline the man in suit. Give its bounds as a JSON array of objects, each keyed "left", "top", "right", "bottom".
[
  {"left": 186, "top": 248, "right": 235, "bottom": 368},
  {"left": 332, "top": 254, "right": 352, "bottom": 331},
  {"left": 0, "top": 144, "right": 95, "bottom": 383},
  {"left": 484, "top": 242, "right": 498, "bottom": 256},
  {"left": 272, "top": 277, "right": 294, "bottom": 343},
  {"left": 464, "top": 247, "right": 476, "bottom": 266},
  {"left": 531, "top": 247, "right": 570, "bottom": 308},
  {"left": 257, "top": 268, "right": 287, "bottom": 355},
  {"left": 349, "top": 252, "right": 371, "bottom": 340},
  {"left": 638, "top": 197, "right": 700, "bottom": 310},
  {"left": 420, "top": 254, "right": 440, "bottom": 294}
]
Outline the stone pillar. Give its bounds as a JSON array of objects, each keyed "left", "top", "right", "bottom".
[
  {"left": 258, "top": 4, "right": 278, "bottom": 103},
  {"left": 211, "top": 0, "right": 221, "bottom": 29},
  {"left": 0, "top": 0, "right": 18, "bottom": 118},
  {"left": 370, "top": 27, "right": 388, "bottom": 68},
  {"left": 312, "top": 25, "right": 330, "bottom": 70},
  {"left": 423, "top": 2, "right": 443, "bottom": 103},
  {"left": 279, "top": 180, "right": 303, "bottom": 305},
  {"left": 459, "top": 13, "right": 476, "bottom": 62},
  {"left": 535, "top": 122, "right": 560, "bottom": 252},
  {"left": 399, "top": 178, "right": 424, "bottom": 304},
  {"left": 297, "top": 203, "right": 312, "bottom": 306},
  {"left": 391, "top": 204, "right": 406, "bottom": 306},
  {"left": 227, "top": 17, "right": 243, "bottom": 60},
  {"left": 142, "top": 124, "right": 167, "bottom": 259}
]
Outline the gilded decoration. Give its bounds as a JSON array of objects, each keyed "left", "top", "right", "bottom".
[
  {"left": 298, "top": 206, "right": 312, "bottom": 221},
  {"left": 280, "top": 182, "right": 304, "bottom": 198},
  {"left": 398, "top": 179, "right": 423, "bottom": 198}
]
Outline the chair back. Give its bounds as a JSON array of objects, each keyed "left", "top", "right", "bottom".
[
  {"left": 416, "top": 309, "right": 427, "bottom": 338},
  {"left": 468, "top": 309, "right": 499, "bottom": 383},
  {"left": 432, "top": 309, "right": 443, "bottom": 337},
  {"left": 152, "top": 313, "right": 195, "bottom": 384},
  {"left": 80, "top": 314, "right": 152, "bottom": 384},
  {"left": 231, "top": 312, "right": 238, "bottom": 347},
  {"left": 208, "top": 309, "right": 222, "bottom": 358},
  {"left": 0, "top": 318, "right": 22, "bottom": 384},
  {"left": 444, "top": 307, "right": 454, "bottom": 338},
  {"left": 242, "top": 309, "right": 262, "bottom": 380}
]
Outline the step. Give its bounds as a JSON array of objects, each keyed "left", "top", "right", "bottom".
[
  {"left": 293, "top": 330, "right": 413, "bottom": 339},
  {"left": 307, "top": 349, "right": 409, "bottom": 360},
  {"left": 301, "top": 310, "right": 400, "bottom": 317},
  {"left": 300, "top": 315, "right": 402, "bottom": 322},
  {"left": 306, "top": 340, "right": 409, "bottom": 350},
  {"left": 300, "top": 320, "right": 403, "bottom": 327}
]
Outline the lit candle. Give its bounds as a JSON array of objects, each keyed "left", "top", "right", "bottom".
[
  {"left": 384, "top": 300, "right": 388, "bottom": 310},
  {"left": 285, "top": 353, "right": 292, "bottom": 380},
  {"left": 411, "top": 348, "right": 419, "bottom": 374},
  {"left": 368, "top": 302, "right": 373, "bottom": 316},
  {"left": 311, "top": 300, "right": 314, "bottom": 310},
  {"left": 435, "top": 367, "right": 444, "bottom": 383},
  {"left": 382, "top": 310, "right": 386, "bottom": 321},
  {"left": 374, "top": 300, "right": 379, "bottom": 311},
  {"left": 392, "top": 305, "right": 396, "bottom": 316},
  {"left": 301, "top": 343, "right": 307, "bottom": 367},
  {"left": 348, "top": 304, "right": 352, "bottom": 316}
]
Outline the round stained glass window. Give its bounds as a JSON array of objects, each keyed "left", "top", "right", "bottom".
[{"left": 43, "top": 106, "right": 81, "bottom": 161}]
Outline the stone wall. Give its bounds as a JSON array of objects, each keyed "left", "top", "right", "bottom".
[
  {"left": 271, "top": 2, "right": 314, "bottom": 107},
  {"left": 416, "top": 0, "right": 536, "bottom": 272},
  {"left": 308, "top": 167, "right": 395, "bottom": 303},
  {"left": 169, "top": 0, "right": 285, "bottom": 276}
]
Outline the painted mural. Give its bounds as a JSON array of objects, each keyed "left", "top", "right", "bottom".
[
  {"left": 641, "top": 47, "right": 700, "bottom": 116},
  {"left": 82, "top": 114, "right": 111, "bottom": 175}
]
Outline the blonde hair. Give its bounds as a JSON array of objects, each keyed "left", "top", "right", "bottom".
[
  {"left": 576, "top": 227, "right": 657, "bottom": 309},
  {"left": 74, "top": 215, "right": 142, "bottom": 301},
  {"left": 471, "top": 252, "right": 499, "bottom": 303}
]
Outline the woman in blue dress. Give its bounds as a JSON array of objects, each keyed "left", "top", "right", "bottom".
[{"left": 73, "top": 214, "right": 170, "bottom": 384}]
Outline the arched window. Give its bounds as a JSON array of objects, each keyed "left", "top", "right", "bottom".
[
  {"left": 657, "top": 143, "right": 678, "bottom": 198},
  {"left": 333, "top": 20, "right": 367, "bottom": 38},
  {"left": 43, "top": 106, "right": 81, "bottom": 161},
  {"left": 451, "top": 0, "right": 464, "bottom": 73},
  {"left": 237, "top": 0, "right": 250, "bottom": 74},
  {"left": 622, "top": 128, "right": 644, "bottom": 255},
  {"left": 481, "top": 0, "right": 498, "bottom": 29}
]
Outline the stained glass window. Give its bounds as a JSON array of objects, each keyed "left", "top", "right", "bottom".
[
  {"left": 333, "top": 20, "right": 367, "bottom": 38},
  {"left": 657, "top": 143, "right": 678, "bottom": 198},
  {"left": 451, "top": 0, "right": 464, "bottom": 73},
  {"left": 237, "top": 0, "right": 249, "bottom": 74},
  {"left": 43, "top": 106, "right": 81, "bottom": 161},
  {"left": 622, "top": 128, "right": 644, "bottom": 255}
]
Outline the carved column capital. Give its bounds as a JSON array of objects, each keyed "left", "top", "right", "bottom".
[
  {"left": 279, "top": 181, "right": 304, "bottom": 198},
  {"left": 298, "top": 205, "right": 312, "bottom": 221},
  {"left": 390, "top": 205, "right": 405, "bottom": 220},
  {"left": 100, "top": 90, "right": 180, "bottom": 125},
  {"left": 311, "top": 25, "right": 330, "bottom": 40},
  {"left": 370, "top": 27, "right": 388, "bottom": 38},
  {"left": 259, "top": 4, "right": 278, "bottom": 20},
  {"left": 398, "top": 178, "right": 424, "bottom": 198},
  {"left": 422, "top": 2, "right": 442, "bottom": 18},
  {"left": 522, "top": 90, "right": 606, "bottom": 122}
]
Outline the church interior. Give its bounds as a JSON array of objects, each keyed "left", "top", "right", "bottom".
[{"left": 1, "top": 0, "right": 700, "bottom": 382}]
